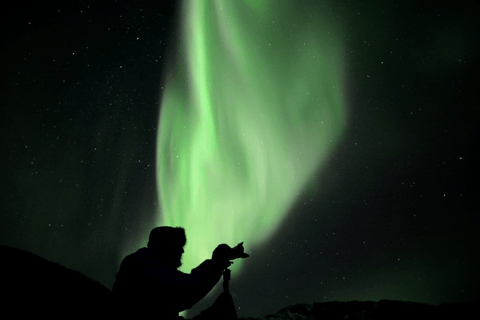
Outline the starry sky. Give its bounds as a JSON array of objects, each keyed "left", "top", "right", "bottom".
[{"left": 1, "top": 0, "right": 479, "bottom": 318}]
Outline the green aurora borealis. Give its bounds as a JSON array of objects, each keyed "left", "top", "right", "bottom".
[
  {"left": 156, "top": 0, "right": 346, "bottom": 273},
  {"left": 1, "top": 0, "right": 479, "bottom": 316}
]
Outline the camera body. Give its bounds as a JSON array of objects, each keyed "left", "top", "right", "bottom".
[{"left": 213, "top": 242, "right": 249, "bottom": 262}]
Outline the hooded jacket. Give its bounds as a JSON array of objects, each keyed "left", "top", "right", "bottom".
[{"left": 112, "top": 247, "right": 223, "bottom": 318}]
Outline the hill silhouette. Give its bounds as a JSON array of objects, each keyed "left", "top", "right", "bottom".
[
  {"left": 0, "top": 245, "right": 475, "bottom": 319},
  {"left": 0, "top": 245, "right": 111, "bottom": 317}
]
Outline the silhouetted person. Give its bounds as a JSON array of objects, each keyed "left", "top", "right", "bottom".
[{"left": 112, "top": 226, "right": 248, "bottom": 319}]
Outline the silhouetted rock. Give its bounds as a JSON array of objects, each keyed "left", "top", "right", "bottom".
[
  {"left": 0, "top": 245, "right": 111, "bottom": 317},
  {"left": 0, "top": 245, "right": 476, "bottom": 319},
  {"left": 245, "top": 303, "right": 313, "bottom": 319},
  {"left": 313, "top": 300, "right": 376, "bottom": 319},
  {"left": 239, "top": 300, "right": 477, "bottom": 320}
]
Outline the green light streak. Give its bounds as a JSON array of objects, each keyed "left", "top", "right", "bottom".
[{"left": 156, "top": 0, "right": 346, "bottom": 274}]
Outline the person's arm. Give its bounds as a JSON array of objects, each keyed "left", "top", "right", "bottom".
[
  {"left": 157, "top": 243, "right": 248, "bottom": 312},
  {"left": 172, "top": 259, "right": 224, "bottom": 311}
]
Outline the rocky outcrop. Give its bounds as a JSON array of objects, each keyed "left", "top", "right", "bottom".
[
  {"left": 240, "top": 300, "right": 477, "bottom": 320},
  {"left": 0, "top": 245, "right": 112, "bottom": 317}
]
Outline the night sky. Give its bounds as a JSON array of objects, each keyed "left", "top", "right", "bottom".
[{"left": 1, "top": 0, "right": 479, "bottom": 318}]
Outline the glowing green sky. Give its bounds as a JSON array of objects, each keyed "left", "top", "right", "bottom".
[{"left": 156, "top": 0, "right": 346, "bottom": 274}]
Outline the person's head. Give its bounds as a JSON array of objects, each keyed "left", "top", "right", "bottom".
[{"left": 148, "top": 226, "right": 186, "bottom": 269}]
